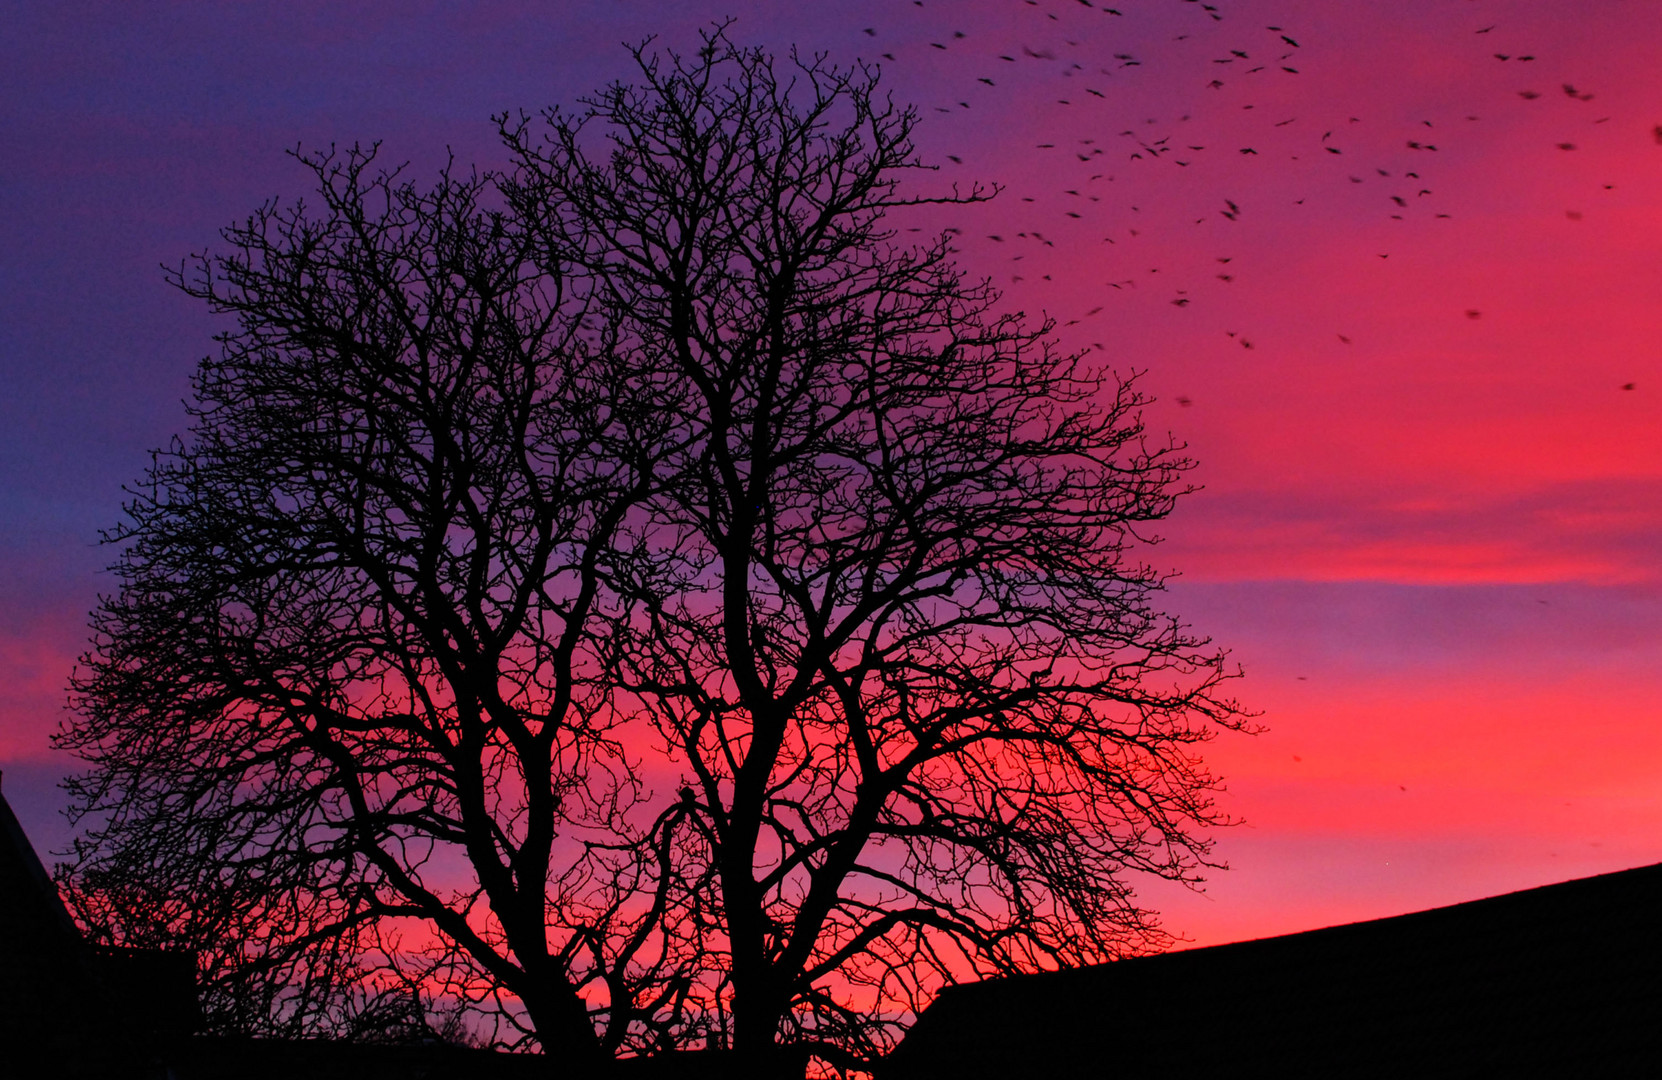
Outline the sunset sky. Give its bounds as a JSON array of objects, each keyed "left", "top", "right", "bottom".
[{"left": 3, "top": 0, "right": 1659, "bottom": 952}]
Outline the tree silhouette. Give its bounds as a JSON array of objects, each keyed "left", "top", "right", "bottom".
[
  {"left": 60, "top": 137, "right": 679, "bottom": 1065},
  {"left": 59, "top": 27, "right": 1249, "bottom": 1076}
]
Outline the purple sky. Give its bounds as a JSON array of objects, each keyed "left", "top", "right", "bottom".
[{"left": 4, "top": 0, "right": 1660, "bottom": 949}]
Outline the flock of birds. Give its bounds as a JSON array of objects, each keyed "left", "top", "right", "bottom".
[
  {"left": 812, "top": 1, "right": 1655, "bottom": 816},
  {"left": 837, "top": 0, "right": 1641, "bottom": 395}
]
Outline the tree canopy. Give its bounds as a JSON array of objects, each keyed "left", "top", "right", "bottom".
[{"left": 59, "top": 27, "right": 1249, "bottom": 1077}]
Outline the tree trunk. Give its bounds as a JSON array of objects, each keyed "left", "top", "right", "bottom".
[
  {"left": 522, "top": 980, "right": 607, "bottom": 1073},
  {"left": 727, "top": 978, "right": 806, "bottom": 1079}
]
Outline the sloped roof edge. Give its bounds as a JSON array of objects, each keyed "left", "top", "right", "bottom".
[
  {"left": 885, "top": 861, "right": 1662, "bottom": 1078},
  {"left": 0, "top": 773, "right": 82, "bottom": 941}
]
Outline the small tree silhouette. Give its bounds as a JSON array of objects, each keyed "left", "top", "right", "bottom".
[{"left": 59, "top": 26, "right": 1250, "bottom": 1076}]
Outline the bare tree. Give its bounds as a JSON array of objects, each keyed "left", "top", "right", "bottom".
[
  {"left": 59, "top": 26, "right": 1249, "bottom": 1078},
  {"left": 58, "top": 145, "right": 705, "bottom": 1063},
  {"left": 500, "top": 29, "right": 1251, "bottom": 1074}
]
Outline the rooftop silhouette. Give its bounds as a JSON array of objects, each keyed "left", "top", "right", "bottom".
[{"left": 883, "top": 862, "right": 1662, "bottom": 1078}]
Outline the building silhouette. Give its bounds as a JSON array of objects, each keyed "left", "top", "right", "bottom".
[
  {"left": 0, "top": 777, "right": 550, "bottom": 1079},
  {"left": 883, "top": 861, "right": 1662, "bottom": 1077},
  {"left": 1, "top": 771, "right": 141, "bottom": 1076}
]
